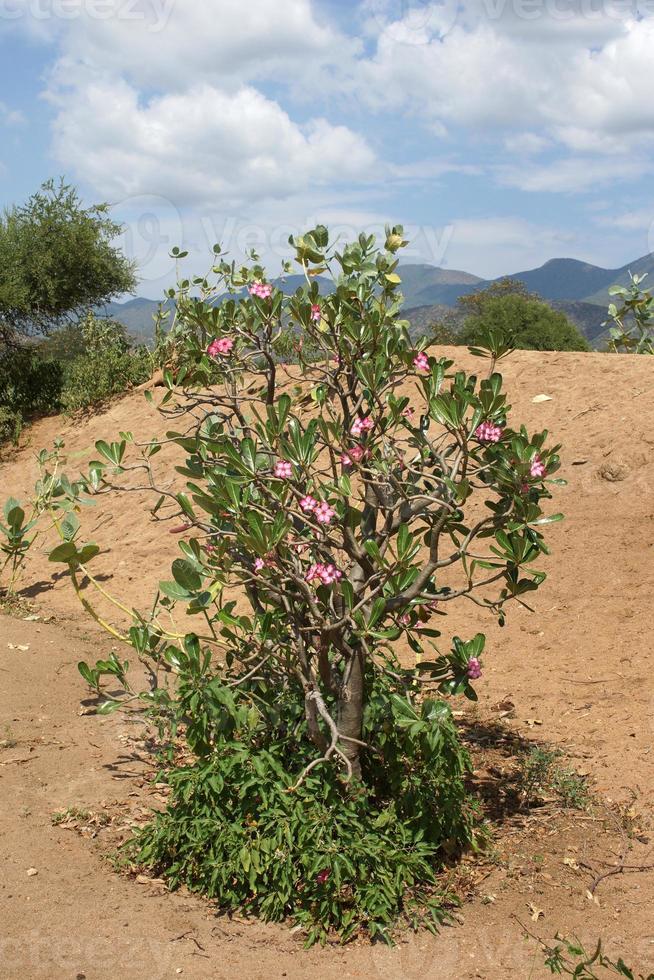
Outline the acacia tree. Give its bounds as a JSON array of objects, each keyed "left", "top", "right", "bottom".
[
  {"left": 458, "top": 279, "right": 590, "bottom": 352},
  {"left": 0, "top": 179, "right": 136, "bottom": 346},
  {"left": 21, "top": 226, "right": 562, "bottom": 939}
]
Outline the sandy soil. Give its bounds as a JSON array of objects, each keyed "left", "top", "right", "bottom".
[{"left": 1, "top": 346, "right": 654, "bottom": 978}]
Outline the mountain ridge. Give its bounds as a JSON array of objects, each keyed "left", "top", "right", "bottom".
[{"left": 103, "top": 251, "right": 654, "bottom": 348}]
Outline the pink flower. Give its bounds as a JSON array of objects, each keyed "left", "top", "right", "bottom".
[
  {"left": 305, "top": 562, "right": 342, "bottom": 587},
  {"left": 530, "top": 454, "right": 547, "bottom": 479},
  {"left": 207, "top": 337, "right": 234, "bottom": 358},
  {"left": 340, "top": 445, "right": 366, "bottom": 467},
  {"left": 350, "top": 416, "right": 374, "bottom": 437},
  {"left": 467, "top": 657, "right": 482, "bottom": 680},
  {"left": 310, "top": 304, "right": 322, "bottom": 322},
  {"left": 273, "top": 460, "right": 293, "bottom": 479},
  {"left": 253, "top": 553, "right": 276, "bottom": 573},
  {"left": 402, "top": 406, "right": 415, "bottom": 419},
  {"left": 314, "top": 502, "right": 336, "bottom": 525},
  {"left": 413, "top": 351, "right": 430, "bottom": 373},
  {"left": 475, "top": 421, "right": 503, "bottom": 443},
  {"left": 249, "top": 281, "right": 273, "bottom": 300},
  {"left": 299, "top": 495, "right": 318, "bottom": 512},
  {"left": 399, "top": 612, "right": 411, "bottom": 626},
  {"left": 315, "top": 868, "right": 331, "bottom": 885}
]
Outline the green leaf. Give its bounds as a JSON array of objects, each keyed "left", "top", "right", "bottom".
[
  {"left": 171, "top": 558, "right": 203, "bottom": 592},
  {"left": 48, "top": 541, "right": 78, "bottom": 563}
]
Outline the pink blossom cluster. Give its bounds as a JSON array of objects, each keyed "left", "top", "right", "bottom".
[
  {"left": 530, "top": 454, "right": 547, "bottom": 479},
  {"left": 207, "top": 337, "right": 234, "bottom": 358},
  {"left": 413, "top": 351, "right": 430, "bottom": 372},
  {"left": 467, "top": 657, "right": 482, "bottom": 680},
  {"left": 475, "top": 421, "right": 504, "bottom": 443},
  {"left": 305, "top": 562, "right": 342, "bottom": 586},
  {"left": 249, "top": 281, "right": 273, "bottom": 300},
  {"left": 402, "top": 406, "right": 415, "bottom": 420},
  {"left": 350, "top": 416, "right": 374, "bottom": 437},
  {"left": 299, "top": 496, "right": 336, "bottom": 526},
  {"left": 274, "top": 460, "right": 293, "bottom": 479},
  {"left": 340, "top": 445, "right": 367, "bottom": 467},
  {"left": 310, "top": 304, "right": 322, "bottom": 322}
]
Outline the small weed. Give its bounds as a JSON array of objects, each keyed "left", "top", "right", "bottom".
[
  {"left": 534, "top": 931, "right": 654, "bottom": 978},
  {"left": 517, "top": 748, "right": 590, "bottom": 809},
  {"left": 51, "top": 806, "right": 110, "bottom": 827}
]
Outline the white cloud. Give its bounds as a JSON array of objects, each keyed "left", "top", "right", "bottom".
[
  {"left": 355, "top": 8, "right": 654, "bottom": 168},
  {"left": 436, "top": 216, "right": 580, "bottom": 277},
  {"left": 503, "top": 132, "right": 552, "bottom": 156},
  {"left": 8, "top": 0, "right": 358, "bottom": 91},
  {"left": 0, "top": 101, "right": 25, "bottom": 127},
  {"left": 498, "top": 155, "right": 650, "bottom": 193},
  {"left": 47, "top": 76, "right": 376, "bottom": 207}
]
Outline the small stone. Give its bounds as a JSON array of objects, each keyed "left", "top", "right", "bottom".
[{"left": 26, "top": 867, "right": 38, "bottom": 877}]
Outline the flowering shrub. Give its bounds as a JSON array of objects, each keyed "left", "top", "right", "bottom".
[{"left": 12, "top": 226, "right": 562, "bottom": 941}]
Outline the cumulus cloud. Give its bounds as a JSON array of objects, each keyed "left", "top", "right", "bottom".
[
  {"left": 5, "top": 0, "right": 358, "bottom": 91},
  {"left": 355, "top": 6, "right": 654, "bottom": 163},
  {"left": 47, "top": 76, "right": 376, "bottom": 206}
]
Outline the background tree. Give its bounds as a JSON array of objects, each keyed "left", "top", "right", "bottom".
[
  {"left": 458, "top": 279, "right": 590, "bottom": 352},
  {"left": 0, "top": 178, "right": 136, "bottom": 346}
]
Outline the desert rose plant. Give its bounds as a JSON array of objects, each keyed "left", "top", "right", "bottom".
[
  {"left": 606, "top": 272, "right": 654, "bottom": 353},
  {"left": 11, "top": 227, "right": 562, "bottom": 942}
]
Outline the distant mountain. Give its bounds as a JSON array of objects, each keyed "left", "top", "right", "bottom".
[
  {"left": 101, "top": 251, "right": 654, "bottom": 349},
  {"left": 504, "top": 258, "right": 618, "bottom": 301},
  {"left": 396, "top": 264, "right": 482, "bottom": 307},
  {"left": 582, "top": 253, "right": 654, "bottom": 307},
  {"left": 549, "top": 301, "right": 608, "bottom": 343}
]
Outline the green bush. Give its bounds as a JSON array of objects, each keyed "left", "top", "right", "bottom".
[
  {"left": 454, "top": 280, "right": 589, "bottom": 352},
  {"left": 459, "top": 293, "right": 589, "bottom": 352},
  {"left": 0, "top": 346, "right": 64, "bottom": 442},
  {"left": 0, "top": 407, "right": 23, "bottom": 445},
  {"left": 132, "top": 665, "right": 475, "bottom": 944},
  {"left": 60, "top": 313, "right": 150, "bottom": 412}
]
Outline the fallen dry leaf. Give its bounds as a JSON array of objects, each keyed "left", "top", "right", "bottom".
[
  {"left": 7, "top": 643, "right": 30, "bottom": 652},
  {"left": 532, "top": 394, "right": 553, "bottom": 403},
  {"left": 528, "top": 903, "right": 545, "bottom": 921}
]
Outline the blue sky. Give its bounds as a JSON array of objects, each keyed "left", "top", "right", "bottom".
[{"left": 1, "top": 0, "right": 654, "bottom": 298}]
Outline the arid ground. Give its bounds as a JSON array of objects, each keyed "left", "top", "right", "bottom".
[{"left": 1, "top": 347, "right": 653, "bottom": 979}]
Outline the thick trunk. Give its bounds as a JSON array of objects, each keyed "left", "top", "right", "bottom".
[{"left": 337, "top": 648, "right": 365, "bottom": 780}]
